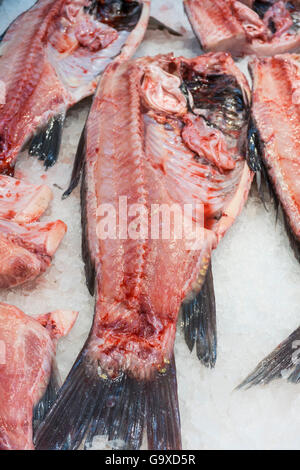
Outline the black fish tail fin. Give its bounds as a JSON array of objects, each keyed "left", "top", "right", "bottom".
[
  {"left": 29, "top": 114, "right": 65, "bottom": 169},
  {"left": 33, "top": 363, "right": 60, "bottom": 433},
  {"left": 34, "top": 349, "right": 181, "bottom": 450},
  {"left": 237, "top": 326, "right": 300, "bottom": 389},
  {"left": 62, "top": 125, "right": 86, "bottom": 199},
  {"left": 148, "top": 17, "right": 182, "bottom": 36},
  {"left": 181, "top": 261, "right": 217, "bottom": 368},
  {"left": 147, "top": 355, "right": 181, "bottom": 450}
]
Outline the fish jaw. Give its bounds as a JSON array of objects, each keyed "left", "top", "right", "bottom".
[
  {"left": 249, "top": 54, "right": 300, "bottom": 241},
  {"left": 0, "top": 219, "right": 66, "bottom": 288},
  {"left": 0, "top": 303, "right": 77, "bottom": 450},
  {"left": 0, "top": 0, "right": 150, "bottom": 172},
  {"left": 81, "top": 53, "right": 251, "bottom": 380}
]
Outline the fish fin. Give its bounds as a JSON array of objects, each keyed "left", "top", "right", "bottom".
[
  {"left": 237, "top": 326, "right": 300, "bottom": 389},
  {"left": 29, "top": 114, "right": 65, "bottom": 169},
  {"left": 181, "top": 261, "right": 217, "bottom": 368},
  {"left": 81, "top": 163, "right": 96, "bottom": 295},
  {"left": 246, "top": 116, "right": 263, "bottom": 172},
  {"left": 33, "top": 364, "right": 60, "bottom": 432},
  {"left": 282, "top": 212, "right": 300, "bottom": 264},
  {"left": 35, "top": 350, "right": 181, "bottom": 450},
  {"left": 62, "top": 126, "right": 86, "bottom": 199},
  {"left": 147, "top": 16, "right": 182, "bottom": 36},
  {"left": 146, "top": 354, "right": 181, "bottom": 450}
]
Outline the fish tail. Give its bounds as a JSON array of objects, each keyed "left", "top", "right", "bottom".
[
  {"left": 237, "top": 326, "right": 300, "bottom": 389},
  {"left": 29, "top": 114, "right": 65, "bottom": 169},
  {"left": 34, "top": 349, "right": 181, "bottom": 450},
  {"left": 182, "top": 261, "right": 217, "bottom": 368}
]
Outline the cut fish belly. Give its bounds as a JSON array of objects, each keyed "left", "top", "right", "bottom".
[
  {"left": 0, "top": 174, "right": 52, "bottom": 223},
  {"left": 0, "top": 303, "right": 77, "bottom": 450},
  {"left": 184, "top": 0, "right": 300, "bottom": 56},
  {"left": 248, "top": 54, "right": 300, "bottom": 260},
  {"left": 0, "top": 0, "right": 150, "bottom": 172},
  {"left": 0, "top": 219, "right": 66, "bottom": 288},
  {"left": 36, "top": 52, "right": 252, "bottom": 450}
]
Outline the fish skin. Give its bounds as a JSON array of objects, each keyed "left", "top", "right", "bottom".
[
  {"left": 0, "top": 0, "right": 150, "bottom": 173},
  {"left": 249, "top": 54, "right": 300, "bottom": 246},
  {"left": 184, "top": 0, "right": 300, "bottom": 57},
  {"left": 35, "top": 52, "right": 252, "bottom": 451},
  {"left": 0, "top": 303, "right": 77, "bottom": 450}
]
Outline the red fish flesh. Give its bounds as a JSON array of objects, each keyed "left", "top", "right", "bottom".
[
  {"left": 0, "top": 174, "right": 66, "bottom": 288},
  {"left": 248, "top": 54, "right": 300, "bottom": 261},
  {"left": 0, "top": 0, "right": 150, "bottom": 172},
  {"left": 184, "top": 0, "right": 300, "bottom": 56},
  {"left": 35, "top": 52, "right": 252, "bottom": 450},
  {"left": 0, "top": 303, "right": 77, "bottom": 450}
]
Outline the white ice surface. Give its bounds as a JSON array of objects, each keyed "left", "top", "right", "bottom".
[{"left": 1, "top": 0, "right": 300, "bottom": 450}]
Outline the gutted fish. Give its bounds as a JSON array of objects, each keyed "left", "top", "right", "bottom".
[
  {"left": 0, "top": 303, "right": 77, "bottom": 450},
  {"left": 184, "top": 0, "right": 300, "bottom": 57},
  {"left": 0, "top": 0, "right": 150, "bottom": 173},
  {"left": 248, "top": 54, "right": 300, "bottom": 261},
  {"left": 35, "top": 53, "right": 252, "bottom": 450},
  {"left": 0, "top": 219, "right": 66, "bottom": 288}
]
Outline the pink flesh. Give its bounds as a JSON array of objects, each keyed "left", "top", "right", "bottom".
[
  {"left": 0, "top": 219, "right": 66, "bottom": 288},
  {"left": 182, "top": 114, "right": 236, "bottom": 171},
  {"left": 84, "top": 54, "right": 252, "bottom": 379},
  {"left": 0, "top": 0, "right": 150, "bottom": 173},
  {"left": 184, "top": 0, "right": 300, "bottom": 57},
  {"left": 0, "top": 175, "right": 52, "bottom": 223},
  {"left": 0, "top": 303, "right": 77, "bottom": 450},
  {"left": 250, "top": 54, "right": 300, "bottom": 239}
]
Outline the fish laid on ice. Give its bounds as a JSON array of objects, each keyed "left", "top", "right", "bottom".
[
  {"left": 0, "top": 303, "right": 78, "bottom": 450},
  {"left": 248, "top": 54, "right": 300, "bottom": 261},
  {"left": 0, "top": 0, "right": 150, "bottom": 173},
  {"left": 184, "top": 0, "right": 300, "bottom": 57},
  {"left": 238, "top": 53, "right": 300, "bottom": 388},
  {"left": 35, "top": 52, "right": 252, "bottom": 450},
  {"left": 0, "top": 174, "right": 66, "bottom": 288}
]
